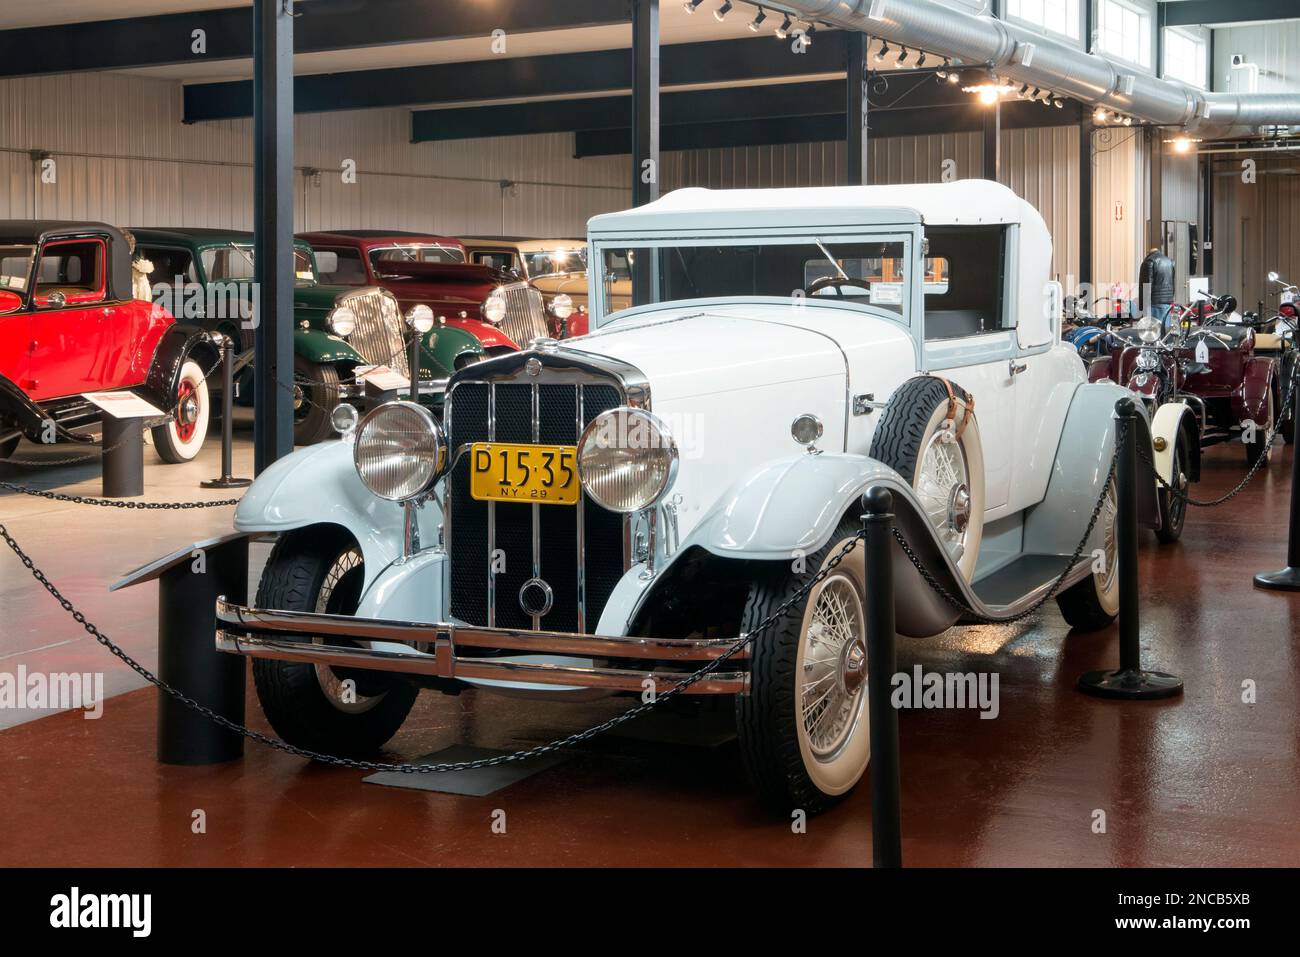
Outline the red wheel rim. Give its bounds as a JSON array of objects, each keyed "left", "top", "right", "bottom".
[{"left": 175, "top": 378, "right": 198, "bottom": 444}]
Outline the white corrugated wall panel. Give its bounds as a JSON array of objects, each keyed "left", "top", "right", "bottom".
[
  {"left": 1092, "top": 127, "right": 1144, "bottom": 294},
  {"left": 0, "top": 72, "right": 630, "bottom": 237}
]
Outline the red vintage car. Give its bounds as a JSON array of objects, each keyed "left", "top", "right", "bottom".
[
  {"left": 0, "top": 221, "right": 218, "bottom": 462},
  {"left": 298, "top": 231, "right": 553, "bottom": 364}
]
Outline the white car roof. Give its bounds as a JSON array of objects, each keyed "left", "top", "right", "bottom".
[{"left": 589, "top": 179, "right": 1046, "bottom": 235}]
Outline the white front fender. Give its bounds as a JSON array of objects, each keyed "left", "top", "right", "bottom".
[
  {"left": 689, "top": 452, "right": 915, "bottom": 559},
  {"left": 233, "top": 440, "right": 435, "bottom": 591},
  {"left": 1149, "top": 401, "right": 1201, "bottom": 485}
]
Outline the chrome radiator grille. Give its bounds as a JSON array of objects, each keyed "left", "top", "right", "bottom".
[
  {"left": 446, "top": 377, "right": 626, "bottom": 634},
  {"left": 498, "top": 282, "right": 549, "bottom": 348},
  {"left": 343, "top": 289, "right": 409, "bottom": 378}
]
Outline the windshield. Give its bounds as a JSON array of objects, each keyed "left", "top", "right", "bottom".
[
  {"left": 201, "top": 244, "right": 316, "bottom": 283},
  {"left": 0, "top": 245, "right": 35, "bottom": 293},
  {"left": 525, "top": 246, "right": 587, "bottom": 278},
  {"left": 369, "top": 244, "right": 465, "bottom": 272},
  {"left": 594, "top": 237, "right": 911, "bottom": 320}
]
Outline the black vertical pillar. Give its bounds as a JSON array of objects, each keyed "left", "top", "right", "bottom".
[
  {"left": 1080, "top": 114, "right": 1094, "bottom": 299},
  {"left": 846, "top": 33, "right": 870, "bottom": 186},
  {"left": 631, "top": 0, "right": 659, "bottom": 307},
  {"left": 253, "top": 0, "right": 295, "bottom": 473},
  {"left": 1147, "top": 126, "right": 1164, "bottom": 253},
  {"left": 982, "top": 98, "right": 1001, "bottom": 182}
]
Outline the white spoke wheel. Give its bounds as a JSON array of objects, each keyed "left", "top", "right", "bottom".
[
  {"left": 737, "top": 519, "right": 871, "bottom": 815},
  {"left": 1056, "top": 478, "right": 1119, "bottom": 630},
  {"left": 151, "top": 359, "right": 210, "bottom": 463}
]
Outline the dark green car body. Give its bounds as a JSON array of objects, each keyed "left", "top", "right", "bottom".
[{"left": 132, "top": 228, "right": 482, "bottom": 442}]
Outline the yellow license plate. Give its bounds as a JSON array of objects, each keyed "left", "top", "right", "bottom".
[{"left": 469, "top": 443, "right": 580, "bottom": 506}]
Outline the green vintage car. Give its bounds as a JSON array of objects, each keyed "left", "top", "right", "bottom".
[{"left": 132, "top": 228, "right": 483, "bottom": 444}]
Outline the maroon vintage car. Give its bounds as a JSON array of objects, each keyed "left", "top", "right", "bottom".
[
  {"left": 298, "top": 231, "right": 553, "bottom": 362},
  {"left": 0, "top": 221, "right": 218, "bottom": 463},
  {"left": 1088, "top": 300, "right": 1280, "bottom": 467}
]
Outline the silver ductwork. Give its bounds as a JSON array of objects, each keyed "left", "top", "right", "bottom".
[{"left": 765, "top": 0, "right": 1300, "bottom": 139}]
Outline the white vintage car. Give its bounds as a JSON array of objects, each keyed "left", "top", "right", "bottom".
[{"left": 217, "top": 180, "right": 1174, "bottom": 813}]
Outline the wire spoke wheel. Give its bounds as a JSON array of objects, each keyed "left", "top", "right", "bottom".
[
  {"left": 799, "top": 575, "right": 867, "bottom": 761},
  {"left": 311, "top": 547, "right": 383, "bottom": 714},
  {"left": 915, "top": 428, "right": 973, "bottom": 560}
]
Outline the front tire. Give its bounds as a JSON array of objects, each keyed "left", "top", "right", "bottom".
[
  {"left": 151, "top": 359, "right": 210, "bottom": 463},
  {"left": 737, "top": 519, "right": 870, "bottom": 816},
  {"left": 252, "top": 528, "right": 418, "bottom": 758},
  {"left": 292, "top": 355, "right": 340, "bottom": 446},
  {"left": 1154, "top": 438, "right": 1188, "bottom": 544}
]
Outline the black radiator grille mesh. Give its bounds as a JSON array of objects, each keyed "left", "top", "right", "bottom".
[{"left": 446, "top": 377, "right": 625, "bottom": 633}]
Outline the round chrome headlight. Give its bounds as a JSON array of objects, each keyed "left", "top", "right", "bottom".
[
  {"left": 353, "top": 402, "right": 447, "bottom": 502},
  {"left": 406, "top": 304, "right": 435, "bottom": 334},
  {"left": 483, "top": 292, "right": 508, "bottom": 324},
  {"left": 1134, "top": 316, "right": 1162, "bottom": 343},
  {"left": 549, "top": 293, "right": 574, "bottom": 320},
  {"left": 577, "top": 408, "right": 678, "bottom": 514},
  {"left": 328, "top": 305, "right": 357, "bottom": 337},
  {"left": 1135, "top": 348, "right": 1160, "bottom": 373}
]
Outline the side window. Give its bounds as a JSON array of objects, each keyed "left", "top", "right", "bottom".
[
  {"left": 922, "top": 226, "right": 1009, "bottom": 341},
  {"left": 141, "top": 247, "right": 197, "bottom": 287},
  {"left": 316, "top": 247, "right": 367, "bottom": 285},
  {"left": 473, "top": 251, "right": 516, "bottom": 273},
  {"left": 35, "top": 239, "right": 107, "bottom": 306}
]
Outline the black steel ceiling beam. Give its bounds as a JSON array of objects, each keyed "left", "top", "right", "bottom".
[
  {"left": 572, "top": 98, "right": 1083, "bottom": 157},
  {"left": 1160, "top": 0, "right": 1300, "bottom": 27},
  {"left": 412, "top": 71, "right": 967, "bottom": 142},
  {"left": 0, "top": 0, "right": 629, "bottom": 79},
  {"left": 183, "top": 30, "right": 851, "bottom": 123}
]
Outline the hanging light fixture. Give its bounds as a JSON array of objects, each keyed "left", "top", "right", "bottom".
[
  {"left": 775, "top": 14, "right": 792, "bottom": 38},
  {"left": 805, "top": 23, "right": 818, "bottom": 41},
  {"left": 748, "top": 6, "right": 767, "bottom": 31},
  {"left": 1094, "top": 107, "right": 1109, "bottom": 122},
  {"left": 916, "top": 51, "right": 927, "bottom": 69},
  {"left": 896, "top": 45, "right": 910, "bottom": 66},
  {"left": 963, "top": 78, "right": 1018, "bottom": 106},
  {"left": 875, "top": 40, "right": 890, "bottom": 63},
  {"left": 683, "top": 0, "right": 704, "bottom": 13},
  {"left": 714, "top": 0, "right": 733, "bottom": 21},
  {"left": 936, "top": 57, "right": 951, "bottom": 79}
]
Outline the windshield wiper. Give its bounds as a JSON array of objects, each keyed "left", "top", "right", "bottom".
[{"left": 814, "top": 238, "right": 849, "bottom": 281}]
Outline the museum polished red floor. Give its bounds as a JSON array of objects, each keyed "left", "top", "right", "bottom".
[{"left": 4, "top": 441, "right": 1300, "bottom": 867}]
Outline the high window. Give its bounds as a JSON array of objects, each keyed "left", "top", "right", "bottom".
[
  {"left": 1163, "top": 27, "right": 1208, "bottom": 88},
  {"left": 1097, "top": 0, "right": 1153, "bottom": 69},
  {"left": 1004, "top": 0, "right": 1081, "bottom": 42}
]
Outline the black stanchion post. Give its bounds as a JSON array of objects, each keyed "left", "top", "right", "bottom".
[
  {"left": 155, "top": 536, "right": 249, "bottom": 764},
  {"left": 101, "top": 413, "right": 144, "bottom": 497},
  {"left": 202, "top": 334, "right": 252, "bottom": 490},
  {"left": 1078, "top": 398, "right": 1184, "bottom": 699},
  {"left": 861, "top": 486, "right": 902, "bottom": 868},
  {"left": 1254, "top": 369, "right": 1300, "bottom": 590}
]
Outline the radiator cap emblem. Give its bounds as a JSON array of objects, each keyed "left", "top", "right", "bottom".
[
  {"left": 525, "top": 357, "right": 542, "bottom": 377},
  {"left": 519, "top": 577, "right": 554, "bottom": 618}
]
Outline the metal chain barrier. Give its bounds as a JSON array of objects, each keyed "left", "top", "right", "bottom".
[
  {"left": 893, "top": 419, "right": 1125, "bottom": 625},
  {"left": 0, "top": 481, "right": 241, "bottom": 509},
  {"left": 1140, "top": 354, "right": 1298, "bottom": 508},
  {"left": 0, "top": 521, "right": 862, "bottom": 774}
]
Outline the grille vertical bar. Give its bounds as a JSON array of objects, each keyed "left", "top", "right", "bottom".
[
  {"left": 345, "top": 290, "right": 408, "bottom": 378},
  {"left": 498, "top": 282, "right": 549, "bottom": 347}
]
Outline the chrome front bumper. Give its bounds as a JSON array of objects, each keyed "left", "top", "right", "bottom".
[{"left": 215, "top": 599, "right": 749, "bottom": 694}]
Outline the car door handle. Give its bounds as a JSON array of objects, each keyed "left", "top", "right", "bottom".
[{"left": 1009, "top": 360, "right": 1028, "bottom": 377}]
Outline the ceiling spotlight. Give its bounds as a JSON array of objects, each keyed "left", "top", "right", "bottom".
[
  {"left": 1122, "top": 115, "right": 1133, "bottom": 126},
  {"left": 748, "top": 6, "right": 767, "bottom": 31},
  {"left": 936, "top": 58, "right": 951, "bottom": 79},
  {"left": 775, "top": 14, "right": 792, "bottom": 38},
  {"left": 714, "top": 1, "right": 732, "bottom": 21},
  {"left": 1173, "top": 135, "right": 1194, "bottom": 154},
  {"left": 897, "top": 45, "right": 910, "bottom": 66},
  {"left": 1054, "top": 97, "right": 1064, "bottom": 108},
  {"left": 805, "top": 23, "right": 817, "bottom": 39},
  {"left": 1017, "top": 83, "right": 1030, "bottom": 98},
  {"left": 948, "top": 70, "right": 960, "bottom": 84},
  {"left": 683, "top": 0, "right": 704, "bottom": 13},
  {"left": 916, "top": 51, "right": 927, "bottom": 69},
  {"left": 875, "top": 41, "right": 890, "bottom": 63},
  {"left": 1094, "top": 107, "right": 1108, "bottom": 122}
]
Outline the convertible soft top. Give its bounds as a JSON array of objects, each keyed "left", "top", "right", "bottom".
[{"left": 0, "top": 220, "right": 133, "bottom": 304}]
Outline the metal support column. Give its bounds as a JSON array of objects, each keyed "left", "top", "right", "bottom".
[
  {"left": 1148, "top": 125, "right": 1164, "bottom": 252},
  {"left": 252, "top": 0, "right": 295, "bottom": 473},
  {"left": 846, "top": 33, "right": 870, "bottom": 186},
  {"left": 983, "top": 98, "right": 1001, "bottom": 182},
  {"left": 1080, "top": 114, "right": 1094, "bottom": 298},
  {"left": 631, "top": 0, "right": 660, "bottom": 307}
]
